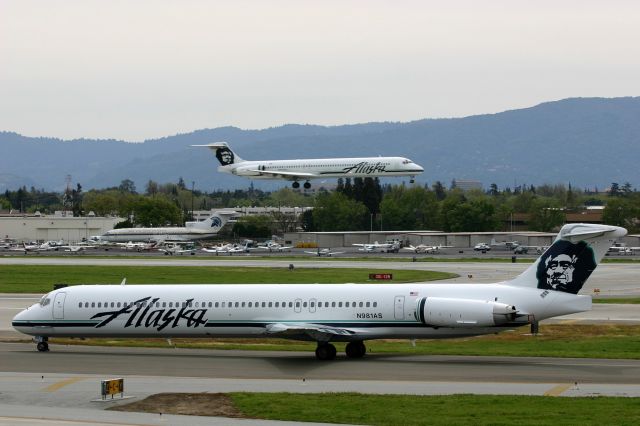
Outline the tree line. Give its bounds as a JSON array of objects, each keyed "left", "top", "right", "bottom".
[{"left": 2, "top": 178, "right": 639, "bottom": 234}]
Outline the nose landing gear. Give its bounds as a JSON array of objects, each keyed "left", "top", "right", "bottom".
[{"left": 35, "top": 336, "right": 49, "bottom": 352}]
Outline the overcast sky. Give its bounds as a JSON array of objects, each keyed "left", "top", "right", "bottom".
[{"left": 1, "top": 0, "right": 639, "bottom": 141}]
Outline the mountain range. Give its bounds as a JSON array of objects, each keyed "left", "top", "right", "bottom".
[{"left": 1, "top": 97, "right": 639, "bottom": 192}]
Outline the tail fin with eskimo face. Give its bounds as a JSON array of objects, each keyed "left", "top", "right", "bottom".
[
  {"left": 186, "top": 211, "right": 237, "bottom": 231},
  {"left": 508, "top": 223, "right": 626, "bottom": 294},
  {"left": 191, "top": 142, "right": 245, "bottom": 167}
]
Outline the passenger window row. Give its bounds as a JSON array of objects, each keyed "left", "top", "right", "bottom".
[{"left": 77, "top": 300, "right": 379, "bottom": 309}]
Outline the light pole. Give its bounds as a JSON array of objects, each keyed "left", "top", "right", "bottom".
[{"left": 191, "top": 181, "right": 195, "bottom": 221}]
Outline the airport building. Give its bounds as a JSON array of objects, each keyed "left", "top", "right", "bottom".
[
  {"left": 0, "top": 211, "right": 122, "bottom": 242},
  {"left": 283, "top": 230, "right": 557, "bottom": 249}
]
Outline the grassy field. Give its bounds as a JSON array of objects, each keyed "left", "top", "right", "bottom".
[
  {"left": 0, "top": 265, "right": 455, "bottom": 293},
  {"left": 594, "top": 297, "right": 640, "bottom": 304},
  {"left": 47, "top": 324, "right": 640, "bottom": 359},
  {"left": 228, "top": 393, "right": 640, "bottom": 425}
]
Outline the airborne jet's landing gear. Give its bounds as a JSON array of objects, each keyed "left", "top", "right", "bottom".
[
  {"left": 410, "top": 176, "right": 415, "bottom": 184},
  {"left": 35, "top": 336, "right": 49, "bottom": 352},
  {"left": 303, "top": 181, "right": 311, "bottom": 189},
  {"left": 315, "top": 342, "right": 337, "bottom": 360},
  {"left": 345, "top": 341, "right": 366, "bottom": 358},
  {"left": 292, "top": 181, "right": 300, "bottom": 189}
]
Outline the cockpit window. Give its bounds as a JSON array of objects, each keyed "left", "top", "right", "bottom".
[
  {"left": 402, "top": 159, "right": 412, "bottom": 164},
  {"left": 40, "top": 295, "right": 51, "bottom": 307}
]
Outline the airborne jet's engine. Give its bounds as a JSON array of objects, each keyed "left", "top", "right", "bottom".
[{"left": 415, "top": 297, "right": 517, "bottom": 327}]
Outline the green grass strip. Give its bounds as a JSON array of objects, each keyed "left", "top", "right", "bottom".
[
  {"left": 593, "top": 298, "right": 640, "bottom": 304},
  {"left": 230, "top": 393, "right": 640, "bottom": 425},
  {"left": 0, "top": 265, "right": 455, "bottom": 293}
]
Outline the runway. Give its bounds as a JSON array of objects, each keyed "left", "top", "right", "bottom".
[{"left": 3, "top": 342, "right": 640, "bottom": 385}]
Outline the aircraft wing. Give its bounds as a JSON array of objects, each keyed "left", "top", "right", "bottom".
[
  {"left": 265, "top": 322, "right": 366, "bottom": 340},
  {"left": 247, "top": 169, "right": 318, "bottom": 179}
]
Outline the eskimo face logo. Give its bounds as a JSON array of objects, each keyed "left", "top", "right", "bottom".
[
  {"left": 216, "top": 148, "right": 234, "bottom": 165},
  {"left": 210, "top": 216, "right": 222, "bottom": 228},
  {"left": 536, "top": 240, "right": 596, "bottom": 294}
]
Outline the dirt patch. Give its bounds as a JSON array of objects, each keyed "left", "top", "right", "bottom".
[{"left": 109, "top": 392, "right": 247, "bottom": 418}]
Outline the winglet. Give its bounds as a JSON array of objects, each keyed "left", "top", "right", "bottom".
[{"left": 120, "top": 278, "right": 126, "bottom": 286}]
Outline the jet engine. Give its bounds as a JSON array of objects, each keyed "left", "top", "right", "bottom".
[
  {"left": 231, "top": 166, "right": 261, "bottom": 176},
  {"left": 415, "top": 297, "right": 517, "bottom": 327}
]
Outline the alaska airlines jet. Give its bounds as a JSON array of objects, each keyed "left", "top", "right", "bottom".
[
  {"left": 100, "top": 211, "right": 236, "bottom": 243},
  {"left": 13, "top": 223, "right": 623, "bottom": 360},
  {"left": 193, "top": 142, "right": 424, "bottom": 189}
]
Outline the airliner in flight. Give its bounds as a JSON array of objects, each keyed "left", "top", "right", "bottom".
[
  {"left": 193, "top": 142, "right": 424, "bottom": 189},
  {"left": 99, "top": 211, "right": 236, "bottom": 243},
  {"left": 13, "top": 223, "right": 623, "bottom": 360}
]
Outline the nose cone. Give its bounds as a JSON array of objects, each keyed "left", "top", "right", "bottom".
[
  {"left": 413, "top": 163, "right": 424, "bottom": 173},
  {"left": 12, "top": 304, "right": 39, "bottom": 331},
  {"left": 12, "top": 307, "right": 27, "bottom": 323}
]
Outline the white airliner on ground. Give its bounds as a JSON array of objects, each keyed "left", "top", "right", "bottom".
[
  {"left": 99, "top": 211, "right": 236, "bottom": 243},
  {"left": 13, "top": 223, "right": 624, "bottom": 360},
  {"left": 193, "top": 142, "right": 424, "bottom": 189}
]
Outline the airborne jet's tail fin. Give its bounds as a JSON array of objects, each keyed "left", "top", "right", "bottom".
[
  {"left": 192, "top": 142, "right": 245, "bottom": 166},
  {"left": 187, "top": 210, "right": 237, "bottom": 231},
  {"left": 508, "top": 223, "right": 626, "bottom": 294}
]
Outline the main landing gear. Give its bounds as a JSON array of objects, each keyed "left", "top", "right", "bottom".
[
  {"left": 315, "top": 342, "right": 337, "bottom": 360},
  {"left": 35, "top": 336, "right": 49, "bottom": 352},
  {"left": 315, "top": 341, "right": 367, "bottom": 360},
  {"left": 292, "top": 181, "right": 311, "bottom": 189},
  {"left": 345, "top": 341, "right": 366, "bottom": 358}
]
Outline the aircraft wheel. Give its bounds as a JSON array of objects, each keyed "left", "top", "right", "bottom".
[
  {"left": 303, "top": 181, "right": 311, "bottom": 189},
  {"left": 345, "top": 341, "right": 366, "bottom": 358},
  {"left": 292, "top": 181, "right": 300, "bottom": 189},
  {"left": 37, "top": 341, "right": 49, "bottom": 352},
  {"left": 315, "top": 343, "right": 337, "bottom": 360}
]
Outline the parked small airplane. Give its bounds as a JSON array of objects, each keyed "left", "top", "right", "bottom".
[
  {"left": 354, "top": 241, "right": 400, "bottom": 253},
  {"left": 608, "top": 243, "right": 640, "bottom": 255},
  {"left": 490, "top": 238, "right": 520, "bottom": 249},
  {"left": 513, "top": 245, "right": 547, "bottom": 255},
  {"left": 61, "top": 244, "right": 95, "bottom": 253},
  {"left": 257, "top": 242, "right": 293, "bottom": 252},
  {"left": 201, "top": 243, "right": 249, "bottom": 254},
  {"left": 11, "top": 242, "right": 38, "bottom": 252},
  {"left": 13, "top": 223, "right": 625, "bottom": 360},
  {"left": 473, "top": 242, "right": 491, "bottom": 251},
  {"left": 116, "top": 241, "right": 158, "bottom": 251},
  {"left": 100, "top": 211, "right": 236, "bottom": 243},
  {"left": 157, "top": 241, "right": 197, "bottom": 256},
  {"left": 194, "top": 142, "right": 424, "bottom": 189},
  {"left": 402, "top": 244, "right": 451, "bottom": 254},
  {"left": 304, "top": 248, "right": 345, "bottom": 257}
]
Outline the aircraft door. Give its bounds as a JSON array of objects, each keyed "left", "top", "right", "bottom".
[
  {"left": 294, "top": 298, "right": 302, "bottom": 313},
  {"left": 53, "top": 292, "right": 66, "bottom": 319},
  {"left": 309, "top": 298, "right": 317, "bottom": 313},
  {"left": 394, "top": 296, "right": 405, "bottom": 320}
]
